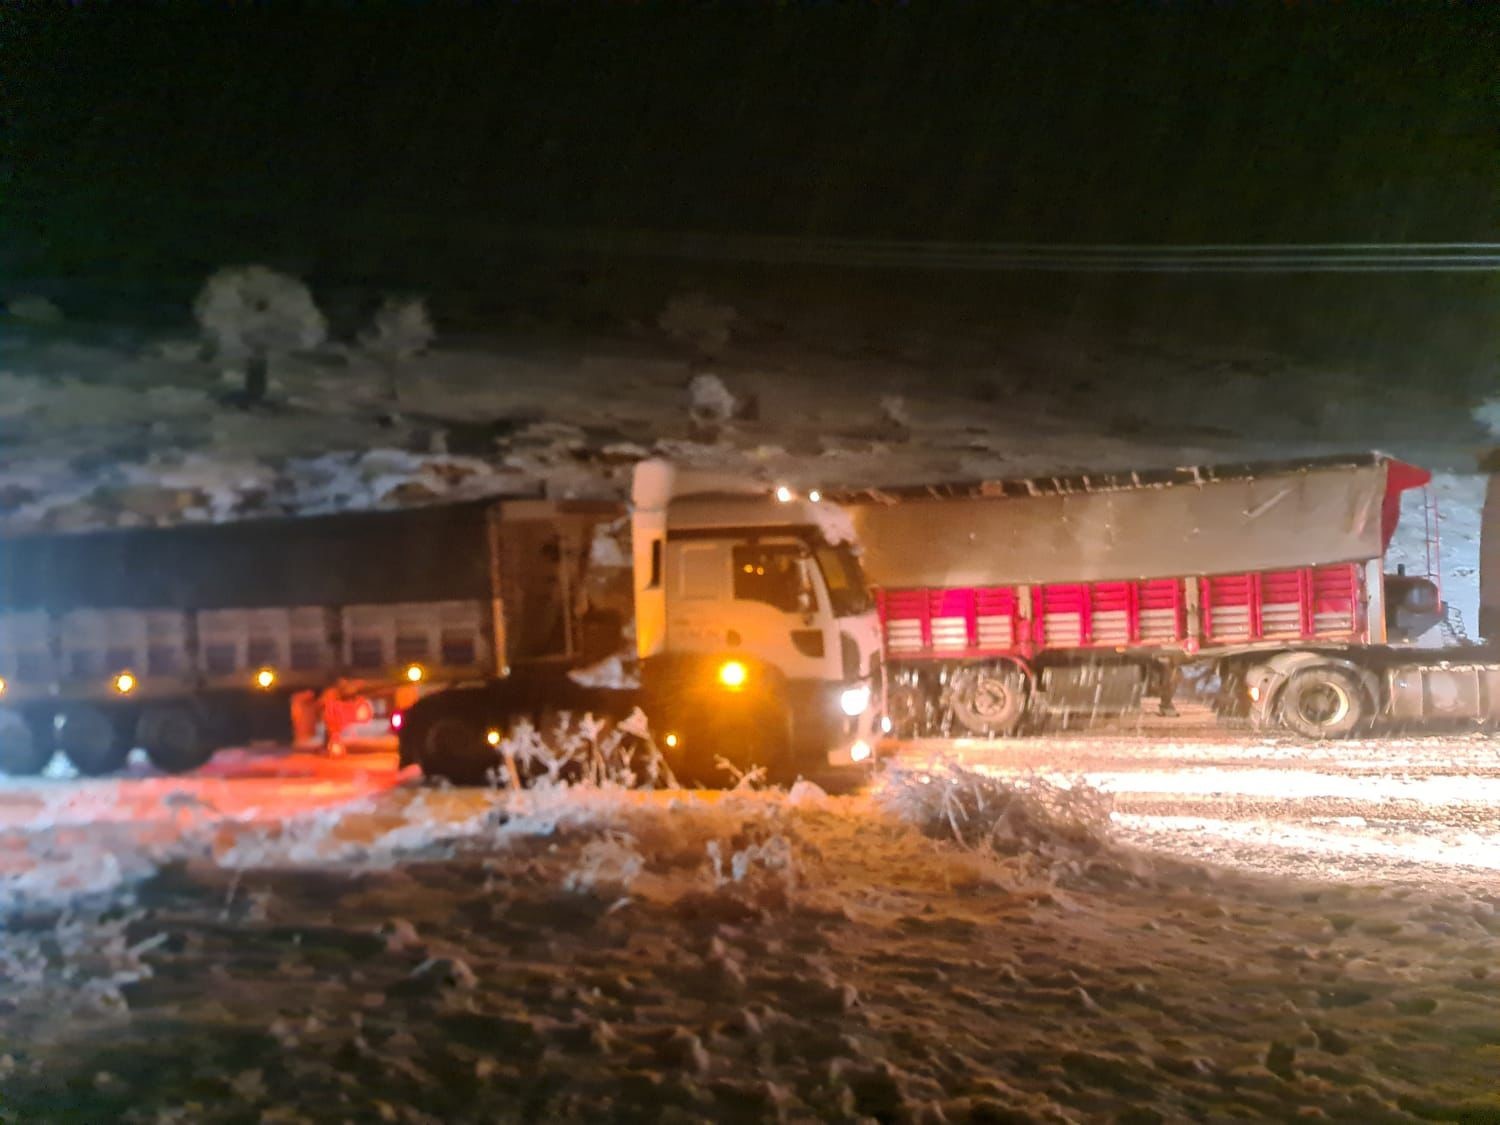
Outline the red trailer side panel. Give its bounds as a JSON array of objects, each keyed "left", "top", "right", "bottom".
[{"left": 878, "top": 561, "right": 1367, "bottom": 661}]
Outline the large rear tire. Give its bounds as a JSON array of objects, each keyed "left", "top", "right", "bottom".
[
  {"left": 138, "top": 705, "right": 215, "bottom": 775},
  {"left": 58, "top": 705, "right": 131, "bottom": 776},
  {"left": 949, "top": 665, "right": 1027, "bottom": 737},
  {"left": 0, "top": 711, "right": 51, "bottom": 776},
  {"left": 670, "top": 700, "right": 795, "bottom": 788},
  {"left": 1278, "top": 666, "right": 1367, "bottom": 739},
  {"left": 419, "top": 715, "right": 501, "bottom": 786}
]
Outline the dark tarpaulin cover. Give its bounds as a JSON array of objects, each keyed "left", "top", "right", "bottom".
[
  {"left": 0, "top": 503, "right": 498, "bottom": 611},
  {"left": 846, "top": 457, "right": 1409, "bottom": 589}
]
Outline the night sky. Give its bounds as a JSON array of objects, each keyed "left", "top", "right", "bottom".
[{"left": 4, "top": 5, "right": 1498, "bottom": 367}]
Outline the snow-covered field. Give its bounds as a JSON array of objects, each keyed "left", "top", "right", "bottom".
[
  {"left": 3, "top": 728, "right": 1499, "bottom": 1119},
  {"left": 903, "top": 710, "right": 1500, "bottom": 891}
]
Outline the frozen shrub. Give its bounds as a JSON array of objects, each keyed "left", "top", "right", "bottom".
[
  {"left": 688, "top": 373, "right": 739, "bottom": 434},
  {"left": 659, "top": 292, "right": 737, "bottom": 356},
  {"left": 880, "top": 394, "right": 912, "bottom": 428},
  {"left": 706, "top": 833, "right": 794, "bottom": 888},
  {"left": 194, "top": 265, "right": 328, "bottom": 404},
  {"left": 876, "top": 760, "right": 1113, "bottom": 876},
  {"left": 879, "top": 394, "right": 912, "bottom": 440},
  {"left": 564, "top": 831, "right": 646, "bottom": 896},
  {"left": 1471, "top": 397, "right": 1500, "bottom": 439},
  {"left": 496, "top": 710, "right": 676, "bottom": 791},
  {"left": 360, "top": 296, "right": 434, "bottom": 362}
]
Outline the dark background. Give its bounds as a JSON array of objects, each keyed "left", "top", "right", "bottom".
[{"left": 5, "top": 4, "right": 1498, "bottom": 379}]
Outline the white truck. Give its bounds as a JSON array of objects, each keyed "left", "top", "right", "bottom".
[{"left": 396, "top": 461, "right": 884, "bottom": 783}]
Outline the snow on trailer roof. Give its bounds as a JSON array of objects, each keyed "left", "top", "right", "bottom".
[
  {"left": 837, "top": 452, "right": 1432, "bottom": 589},
  {"left": 824, "top": 451, "right": 1430, "bottom": 504}
]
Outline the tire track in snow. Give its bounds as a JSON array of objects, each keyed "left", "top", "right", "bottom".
[{"left": 894, "top": 715, "right": 1500, "bottom": 885}]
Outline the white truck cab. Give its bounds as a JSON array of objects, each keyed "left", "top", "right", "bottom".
[{"left": 632, "top": 462, "right": 882, "bottom": 777}]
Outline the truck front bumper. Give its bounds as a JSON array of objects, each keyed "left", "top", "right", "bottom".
[{"left": 786, "top": 679, "right": 879, "bottom": 767}]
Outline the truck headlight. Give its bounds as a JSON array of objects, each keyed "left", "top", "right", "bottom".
[
  {"left": 840, "top": 683, "right": 871, "bottom": 717},
  {"left": 717, "top": 660, "right": 748, "bottom": 690}
]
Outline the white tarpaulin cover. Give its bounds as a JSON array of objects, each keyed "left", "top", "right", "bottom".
[{"left": 846, "top": 458, "right": 1398, "bottom": 589}]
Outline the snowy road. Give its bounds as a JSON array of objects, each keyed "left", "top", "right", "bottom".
[
  {"left": 895, "top": 706, "right": 1500, "bottom": 889},
  {"left": 0, "top": 748, "right": 412, "bottom": 906},
  {"left": 4, "top": 715, "right": 1498, "bottom": 909}
]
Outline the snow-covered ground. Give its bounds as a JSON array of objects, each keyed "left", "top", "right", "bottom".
[
  {"left": 901, "top": 709, "right": 1500, "bottom": 892},
  {"left": 2, "top": 747, "right": 1498, "bottom": 1120}
]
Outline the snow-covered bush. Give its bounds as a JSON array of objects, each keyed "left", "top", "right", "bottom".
[
  {"left": 359, "top": 296, "right": 434, "bottom": 362},
  {"left": 564, "top": 831, "right": 646, "bottom": 896},
  {"left": 688, "top": 373, "right": 739, "bottom": 434},
  {"left": 876, "top": 760, "right": 1113, "bottom": 877},
  {"left": 1471, "top": 397, "right": 1500, "bottom": 439},
  {"left": 495, "top": 711, "right": 675, "bottom": 791},
  {"left": 194, "top": 265, "right": 328, "bottom": 404},
  {"left": 659, "top": 292, "right": 736, "bottom": 355},
  {"left": 879, "top": 394, "right": 913, "bottom": 440}
]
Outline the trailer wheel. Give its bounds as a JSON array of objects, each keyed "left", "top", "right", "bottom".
[
  {"left": 950, "top": 666, "right": 1027, "bottom": 737},
  {"left": 420, "top": 716, "right": 500, "bottom": 786},
  {"left": 1278, "top": 666, "right": 1367, "bottom": 739},
  {"left": 57, "top": 705, "right": 131, "bottom": 776},
  {"left": 884, "top": 683, "right": 926, "bottom": 740},
  {"left": 0, "top": 711, "right": 51, "bottom": 776},
  {"left": 138, "top": 705, "right": 214, "bottom": 774}
]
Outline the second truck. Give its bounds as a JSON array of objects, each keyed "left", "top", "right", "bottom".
[{"left": 837, "top": 451, "right": 1494, "bottom": 739}]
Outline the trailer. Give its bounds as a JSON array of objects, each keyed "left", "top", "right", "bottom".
[
  {"left": 0, "top": 498, "right": 519, "bottom": 775},
  {"left": 0, "top": 460, "right": 884, "bottom": 783},
  {"left": 838, "top": 453, "right": 1498, "bottom": 738}
]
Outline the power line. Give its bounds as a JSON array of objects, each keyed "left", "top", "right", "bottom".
[{"left": 543, "top": 230, "right": 1500, "bottom": 273}]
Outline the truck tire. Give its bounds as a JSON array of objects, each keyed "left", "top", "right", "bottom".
[
  {"left": 137, "top": 705, "right": 214, "bottom": 774},
  {"left": 1278, "top": 666, "right": 1367, "bottom": 739},
  {"left": 884, "top": 682, "right": 926, "bottom": 740},
  {"left": 670, "top": 700, "right": 794, "bottom": 788},
  {"left": 57, "top": 705, "right": 131, "bottom": 776},
  {"left": 949, "top": 665, "right": 1027, "bottom": 737},
  {"left": 420, "top": 716, "right": 500, "bottom": 786},
  {"left": 0, "top": 711, "right": 50, "bottom": 776}
]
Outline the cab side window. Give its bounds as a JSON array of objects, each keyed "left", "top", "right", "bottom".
[{"left": 732, "top": 545, "right": 805, "bottom": 613}]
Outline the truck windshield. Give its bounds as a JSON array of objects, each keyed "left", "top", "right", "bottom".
[{"left": 814, "top": 544, "right": 874, "bottom": 618}]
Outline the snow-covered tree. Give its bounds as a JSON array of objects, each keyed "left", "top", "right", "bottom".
[
  {"left": 359, "top": 296, "right": 434, "bottom": 412},
  {"left": 194, "top": 266, "right": 327, "bottom": 404},
  {"left": 360, "top": 296, "right": 434, "bottom": 362},
  {"left": 689, "top": 372, "right": 739, "bottom": 425}
]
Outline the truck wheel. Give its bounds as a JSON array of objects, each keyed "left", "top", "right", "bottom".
[
  {"left": 950, "top": 666, "right": 1027, "bottom": 737},
  {"left": 138, "top": 705, "right": 214, "bottom": 774},
  {"left": 672, "top": 701, "right": 794, "bottom": 788},
  {"left": 1278, "top": 666, "right": 1366, "bottom": 739},
  {"left": 420, "top": 716, "right": 500, "bottom": 786},
  {"left": 58, "top": 705, "right": 131, "bottom": 776},
  {"left": 728, "top": 704, "right": 794, "bottom": 786},
  {"left": 885, "top": 683, "right": 926, "bottom": 740},
  {"left": 0, "top": 711, "right": 51, "bottom": 776}
]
